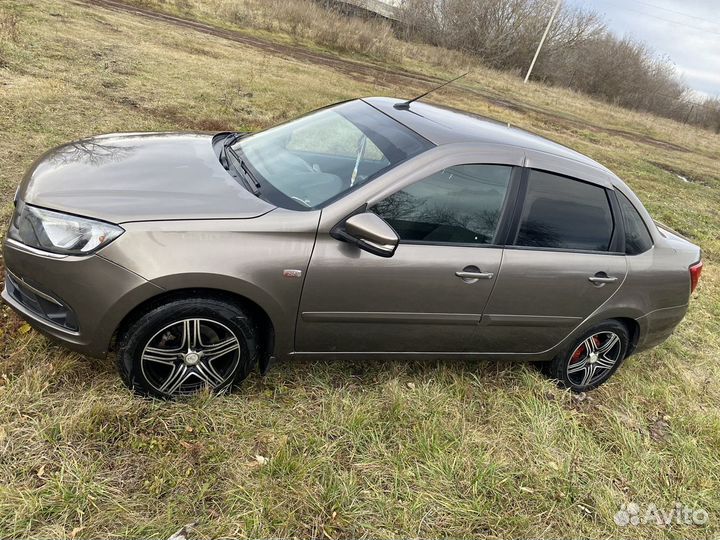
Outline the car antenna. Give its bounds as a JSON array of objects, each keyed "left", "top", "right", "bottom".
[{"left": 393, "top": 72, "right": 469, "bottom": 110}]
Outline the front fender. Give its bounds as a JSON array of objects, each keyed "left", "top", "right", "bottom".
[
  {"left": 149, "top": 272, "right": 292, "bottom": 355},
  {"left": 98, "top": 213, "right": 321, "bottom": 358}
]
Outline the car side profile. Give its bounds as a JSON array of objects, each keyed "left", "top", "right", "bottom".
[{"left": 3, "top": 97, "right": 702, "bottom": 397}]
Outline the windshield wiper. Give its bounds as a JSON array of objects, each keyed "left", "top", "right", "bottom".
[
  {"left": 222, "top": 135, "right": 262, "bottom": 196},
  {"left": 219, "top": 132, "right": 244, "bottom": 170}
]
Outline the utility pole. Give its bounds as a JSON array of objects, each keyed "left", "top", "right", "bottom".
[{"left": 524, "top": 0, "right": 562, "bottom": 84}]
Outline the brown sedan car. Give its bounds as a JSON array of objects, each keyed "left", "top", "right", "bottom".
[{"left": 3, "top": 98, "right": 702, "bottom": 397}]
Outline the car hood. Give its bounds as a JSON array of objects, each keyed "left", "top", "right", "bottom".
[{"left": 16, "top": 132, "right": 275, "bottom": 224}]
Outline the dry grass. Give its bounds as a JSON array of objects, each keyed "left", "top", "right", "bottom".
[
  {"left": 134, "top": 0, "right": 401, "bottom": 61},
  {"left": 0, "top": 1, "right": 719, "bottom": 539},
  {"left": 0, "top": 5, "right": 20, "bottom": 66},
  {"left": 129, "top": 0, "right": 481, "bottom": 70},
  {"left": 0, "top": 11, "right": 19, "bottom": 41}
]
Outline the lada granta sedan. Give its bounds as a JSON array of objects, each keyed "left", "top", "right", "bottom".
[{"left": 3, "top": 97, "right": 702, "bottom": 398}]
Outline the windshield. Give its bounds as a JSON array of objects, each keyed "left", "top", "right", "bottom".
[{"left": 235, "top": 100, "right": 433, "bottom": 209}]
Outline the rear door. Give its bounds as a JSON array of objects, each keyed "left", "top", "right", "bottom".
[{"left": 482, "top": 168, "right": 628, "bottom": 353}]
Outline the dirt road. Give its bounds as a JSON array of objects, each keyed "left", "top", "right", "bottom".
[{"left": 76, "top": 0, "right": 688, "bottom": 152}]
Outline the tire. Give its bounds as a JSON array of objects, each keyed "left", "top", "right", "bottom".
[
  {"left": 543, "top": 320, "right": 629, "bottom": 392},
  {"left": 117, "top": 297, "right": 258, "bottom": 398}
]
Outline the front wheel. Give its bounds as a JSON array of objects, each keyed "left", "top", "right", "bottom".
[
  {"left": 543, "top": 321, "right": 629, "bottom": 392},
  {"left": 117, "top": 298, "right": 258, "bottom": 398}
]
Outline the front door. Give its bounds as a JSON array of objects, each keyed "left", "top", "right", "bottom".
[{"left": 296, "top": 164, "right": 516, "bottom": 353}]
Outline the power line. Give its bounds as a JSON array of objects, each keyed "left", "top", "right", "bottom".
[
  {"left": 625, "top": 0, "right": 717, "bottom": 24},
  {"left": 597, "top": 0, "right": 720, "bottom": 37}
]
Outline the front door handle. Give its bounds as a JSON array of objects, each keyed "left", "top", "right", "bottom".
[
  {"left": 588, "top": 272, "right": 618, "bottom": 284},
  {"left": 456, "top": 265, "right": 494, "bottom": 283},
  {"left": 456, "top": 271, "right": 494, "bottom": 279}
]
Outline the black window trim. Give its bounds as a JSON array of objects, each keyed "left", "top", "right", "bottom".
[
  {"left": 607, "top": 189, "right": 626, "bottom": 254},
  {"left": 369, "top": 164, "right": 523, "bottom": 249},
  {"left": 503, "top": 167, "right": 625, "bottom": 256},
  {"left": 346, "top": 165, "right": 631, "bottom": 256}
]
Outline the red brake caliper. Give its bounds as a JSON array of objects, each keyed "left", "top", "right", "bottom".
[
  {"left": 570, "top": 336, "right": 602, "bottom": 364},
  {"left": 570, "top": 344, "right": 585, "bottom": 364}
]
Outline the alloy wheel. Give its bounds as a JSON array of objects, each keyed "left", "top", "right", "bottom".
[
  {"left": 566, "top": 331, "right": 622, "bottom": 387},
  {"left": 140, "top": 318, "right": 241, "bottom": 396}
]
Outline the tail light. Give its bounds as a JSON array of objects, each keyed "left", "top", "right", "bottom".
[{"left": 689, "top": 261, "right": 703, "bottom": 293}]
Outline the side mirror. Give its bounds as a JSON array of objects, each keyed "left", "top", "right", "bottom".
[{"left": 332, "top": 212, "right": 399, "bottom": 258}]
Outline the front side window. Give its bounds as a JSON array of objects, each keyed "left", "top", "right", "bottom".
[
  {"left": 371, "top": 164, "right": 513, "bottom": 245},
  {"left": 236, "top": 101, "right": 432, "bottom": 209},
  {"left": 617, "top": 191, "right": 653, "bottom": 254},
  {"left": 515, "top": 170, "right": 614, "bottom": 251}
]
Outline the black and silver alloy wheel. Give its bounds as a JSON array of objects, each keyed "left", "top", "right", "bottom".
[
  {"left": 566, "top": 331, "right": 622, "bottom": 387},
  {"left": 542, "top": 320, "right": 629, "bottom": 392},
  {"left": 117, "top": 297, "right": 258, "bottom": 398},
  {"left": 141, "top": 318, "right": 241, "bottom": 396}
]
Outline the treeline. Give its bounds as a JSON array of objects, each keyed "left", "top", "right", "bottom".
[{"left": 396, "top": 0, "right": 720, "bottom": 131}]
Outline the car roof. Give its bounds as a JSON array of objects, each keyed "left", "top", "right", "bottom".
[
  {"left": 362, "top": 97, "right": 608, "bottom": 172},
  {"left": 356, "top": 97, "right": 658, "bottom": 239}
]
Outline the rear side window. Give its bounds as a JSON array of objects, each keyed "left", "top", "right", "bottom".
[
  {"left": 371, "top": 164, "right": 513, "bottom": 245},
  {"left": 617, "top": 191, "right": 653, "bottom": 254},
  {"left": 515, "top": 170, "right": 614, "bottom": 251}
]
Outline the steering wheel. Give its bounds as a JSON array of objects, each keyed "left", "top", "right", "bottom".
[{"left": 279, "top": 149, "right": 315, "bottom": 173}]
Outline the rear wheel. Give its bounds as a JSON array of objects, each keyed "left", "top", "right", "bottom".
[
  {"left": 543, "top": 321, "right": 629, "bottom": 392},
  {"left": 117, "top": 298, "right": 258, "bottom": 398}
]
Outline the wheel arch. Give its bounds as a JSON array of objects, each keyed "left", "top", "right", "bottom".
[
  {"left": 112, "top": 286, "right": 279, "bottom": 371},
  {"left": 551, "top": 307, "right": 644, "bottom": 360},
  {"left": 610, "top": 316, "right": 641, "bottom": 358}
]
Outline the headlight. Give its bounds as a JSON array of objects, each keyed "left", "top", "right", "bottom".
[{"left": 8, "top": 203, "right": 124, "bottom": 255}]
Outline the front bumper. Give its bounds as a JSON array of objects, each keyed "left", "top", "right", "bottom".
[{"left": 2, "top": 239, "right": 164, "bottom": 357}]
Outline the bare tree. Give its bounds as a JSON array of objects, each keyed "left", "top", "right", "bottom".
[{"left": 395, "top": 0, "right": 713, "bottom": 129}]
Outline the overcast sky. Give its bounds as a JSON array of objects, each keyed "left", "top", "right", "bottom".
[{"left": 565, "top": 0, "right": 720, "bottom": 97}]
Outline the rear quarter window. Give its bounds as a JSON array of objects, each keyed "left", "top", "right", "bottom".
[{"left": 617, "top": 191, "right": 653, "bottom": 255}]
